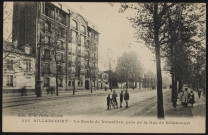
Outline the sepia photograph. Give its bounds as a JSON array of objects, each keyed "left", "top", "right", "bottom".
[{"left": 2, "top": 1, "right": 206, "bottom": 133}]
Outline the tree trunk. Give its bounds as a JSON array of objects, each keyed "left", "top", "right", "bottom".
[
  {"left": 153, "top": 3, "right": 164, "bottom": 118},
  {"left": 178, "top": 79, "right": 183, "bottom": 92},
  {"left": 56, "top": 73, "right": 58, "bottom": 96},
  {"left": 171, "top": 69, "right": 175, "bottom": 102}
]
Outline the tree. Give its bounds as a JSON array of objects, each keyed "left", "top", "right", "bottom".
[
  {"left": 161, "top": 3, "right": 206, "bottom": 99},
  {"left": 120, "top": 3, "right": 175, "bottom": 118},
  {"left": 116, "top": 51, "right": 143, "bottom": 89}
]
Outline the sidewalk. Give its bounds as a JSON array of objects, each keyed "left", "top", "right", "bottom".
[
  {"left": 190, "top": 91, "right": 206, "bottom": 118},
  {"left": 142, "top": 90, "right": 206, "bottom": 118}
]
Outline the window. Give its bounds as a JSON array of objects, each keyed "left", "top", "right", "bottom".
[
  {"left": 25, "top": 46, "right": 31, "bottom": 54},
  {"left": 71, "top": 20, "right": 78, "bottom": 30},
  {"left": 78, "top": 81, "right": 80, "bottom": 86},
  {"left": 45, "top": 36, "right": 50, "bottom": 43},
  {"left": 72, "top": 81, "right": 75, "bottom": 87},
  {"left": 72, "top": 30, "right": 77, "bottom": 38},
  {"left": 80, "top": 25, "right": 86, "bottom": 34},
  {"left": 43, "top": 63, "right": 50, "bottom": 73},
  {"left": 46, "top": 21, "right": 51, "bottom": 32},
  {"left": 81, "top": 81, "right": 83, "bottom": 86},
  {"left": 95, "top": 33, "right": 98, "bottom": 40},
  {"left": 80, "top": 35, "right": 85, "bottom": 45},
  {"left": 26, "top": 61, "right": 32, "bottom": 72},
  {"left": 6, "top": 75, "right": 13, "bottom": 86},
  {"left": 58, "top": 41, "right": 64, "bottom": 49},
  {"left": 60, "top": 27, "right": 65, "bottom": 37},
  {"left": 59, "top": 12, "right": 66, "bottom": 25},
  {"left": 88, "top": 30, "right": 92, "bottom": 38},
  {"left": 76, "top": 66, "right": 80, "bottom": 77},
  {"left": 58, "top": 78, "right": 63, "bottom": 87},
  {"left": 57, "top": 65, "right": 63, "bottom": 74},
  {"left": 68, "top": 81, "right": 71, "bottom": 86},
  {"left": 45, "top": 5, "right": 54, "bottom": 18},
  {"left": 44, "top": 49, "right": 50, "bottom": 58},
  {"left": 7, "top": 60, "right": 13, "bottom": 70},
  {"left": 44, "top": 77, "right": 50, "bottom": 87}
]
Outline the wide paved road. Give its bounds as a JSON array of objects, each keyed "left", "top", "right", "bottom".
[{"left": 3, "top": 88, "right": 177, "bottom": 117}]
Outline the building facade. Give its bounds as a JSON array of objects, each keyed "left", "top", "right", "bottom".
[
  {"left": 12, "top": 2, "right": 99, "bottom": 91},
  {"left": 3, "top": 41, "right": 35, "bottom": 93},
  {"left": 98, "top": 71, "right": 109, "bottom": 89}
]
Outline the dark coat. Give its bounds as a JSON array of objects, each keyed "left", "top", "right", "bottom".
[
  {"left": 188, "top": 93, "right": 195, "bottom": 104},
  {"left": 124, "top": 92, "right": 129, "bottom": 100},
  {"left": 107, "top": 96, "right": 110, "bottom": 105},
  {"left": 120, "top": 93, "right": 124, "bottom": 101},
  {"left": 112, "top": 93, "right": 118, "bottom": 101}
]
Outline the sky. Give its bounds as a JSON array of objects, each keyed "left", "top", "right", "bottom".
[
  {"left": 61, "top": 2, "right": 156, "bottom": 72},
  {"left": 4, "top": 2, "right": 157, "bottom": 73}
]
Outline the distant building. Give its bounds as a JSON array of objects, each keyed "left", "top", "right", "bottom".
[
  {"left": 98, "top": 71, "right": 109, "bottom": 89},
  {"left": 3, "top": 41, "right": 35, "bottom": 93},
  {"left": 12, "top": 2, "right": 99, "bottom": 91}
]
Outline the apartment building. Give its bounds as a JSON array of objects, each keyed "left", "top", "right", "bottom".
[
  {"left": 3, "top": 41, "right": 35, "bottom": 93},
  {"left": 12, "top": 2, "right": 99, "bottom": 91}
]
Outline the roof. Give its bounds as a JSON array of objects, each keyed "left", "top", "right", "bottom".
[
  {"left": 50, "top": 2, "right": 99, "bottom": 33},
  {"left": 3, "top": 41, "right": 34, "bottom": 57}
]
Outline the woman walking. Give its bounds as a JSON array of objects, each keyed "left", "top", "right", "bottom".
[{"left": 188, "top": 90, "right": 195, "bottom": 107}]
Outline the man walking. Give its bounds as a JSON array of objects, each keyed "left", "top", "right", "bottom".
[
  {"left": 124, "top": 90, "right": 129, "bottom": 108},
  {"left": 120, "top": 91, "right": 124, "bottom": 108},
  {"left": 107, "top": 94, "right": 111, "bottom": 110},
  {"left": 112, "top": 90, "right": 118, "bottom": 109},
  {"left": 198, "top": 89, "right": 202, "bottom": 99}
]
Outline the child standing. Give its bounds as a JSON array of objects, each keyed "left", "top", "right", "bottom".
[{"left": 107, "top": 94, "right": 111, "bottom": 110}]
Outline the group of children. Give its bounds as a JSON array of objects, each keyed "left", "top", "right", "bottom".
[{"left": 107, "top": 90, "right": 129, "bottom": 110}]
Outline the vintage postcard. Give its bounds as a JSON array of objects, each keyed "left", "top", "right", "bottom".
[{"left": 2, "top": 1, "right": 206, "bottom": 133}]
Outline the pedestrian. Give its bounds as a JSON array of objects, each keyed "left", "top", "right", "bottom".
[
  {"left": 105, "top": 86, "right": 107, "bottom": 91},
  {"left": 181, "top": 88, "right": 189, "bottom": 107},
  {"left": 107, "top": 94, "right": 111, "bottom": 110},
  {"left": 120, "top": 90, "right": 124, "bottom": 108},
  {"left": 172, "top": 93, "right": 177, "bottom": 110},
  {"left": 124, "top": 90, "right": 129, "bottom": 108},
  {"left": 188, "top": 90, "right": 195, "bottom": 108},
  {"left": 197, "top": 89, "right": 202, "bottom": 99},
  {"left": 112, "top": 90, "right": 118, "bottom": 109}
]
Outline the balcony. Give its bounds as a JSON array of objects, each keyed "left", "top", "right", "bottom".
[
  {"left": 42, "top": 56, "right": 52, "bottom": 61},
  {"left": 42, "top": 69, "right": 52, "bottom": 75}
]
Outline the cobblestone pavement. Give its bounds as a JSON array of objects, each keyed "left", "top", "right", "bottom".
[{"left": 3, "top": 88, "right": 204, "bottom": 118}]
